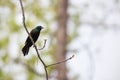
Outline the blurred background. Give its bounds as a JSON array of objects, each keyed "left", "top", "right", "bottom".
[{"left": 0, "top": 0, "right": 120, "bottom": 80}]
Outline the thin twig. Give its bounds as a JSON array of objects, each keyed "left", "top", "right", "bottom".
[
  {"left": 19, "top": 0, "right": 48, "bottom": 80},
  {"left": 19, "top": 0, "right": 74, "bottom": 79},
  {"left": 38, "top": 39, "right": 47, "bottom": 50},
  {"left": 47, "top": 55, "right": 74, "bottom": 67}
]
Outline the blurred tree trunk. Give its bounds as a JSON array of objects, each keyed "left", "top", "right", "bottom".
[{"left": 55, "top": 0, "right": 68, "bottom": 80}]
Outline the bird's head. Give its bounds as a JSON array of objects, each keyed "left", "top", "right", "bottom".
[{"left": 36, "top": 25, "right": 44, "bottom": 30}]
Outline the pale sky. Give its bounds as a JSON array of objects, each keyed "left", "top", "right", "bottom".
[{"left": 68, "top": 0, "right": 120, "bottom": 80}]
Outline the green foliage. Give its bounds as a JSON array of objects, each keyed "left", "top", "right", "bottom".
[
  {"left": 8, "top": 16, "right": 20, "bottom": 33},
  {"left": 47, "top": 65, "right": 54, "bottom": 75},
  {"left": 0, "top": 0, "right": 15, "bottom": 10},
  {"left": 2, "top": 53, "right": 9, "bottom": 63},
  {"left": 26, "top": 56, "right": 38, "bottom": 67},
  {"left": 3, "top": 73, "right": 13, "bottom": 80},
  {"left": 25, "top": 20, "right": 35, "bottom": 28},
  {"left": 0, "top": 37, "right": 9, "bottom": 48},
  {"left": 68, "top": 12, "right": 80, "bottom": 44},
  {"left": 68, "top": 30, "right": 78, "bottom": 44},
  {"left": 0, "top": 0, "right": 79, "bottom": 80},
  {"left": 0, "top": 70, "right": 3, "bottom": 79},
  {"left": 72, "top": 13, "right": 80, "bottom": 27},
  {"left": 0, "top": 70, "right": 13, "bottom": 80},
  {"left": 27, "top": 71, "right": 35, "bottom": 80}
]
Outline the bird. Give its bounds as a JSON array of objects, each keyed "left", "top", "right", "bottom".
[{"left": 22, "top": 25, "right": 43, "bottom": 56}]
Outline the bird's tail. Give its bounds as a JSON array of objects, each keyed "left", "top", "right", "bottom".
[{"left": 22, "top": 45, "right": 30, "bottom": 56}]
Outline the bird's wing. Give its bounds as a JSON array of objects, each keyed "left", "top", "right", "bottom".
[
  {"left": 25, "top": 29, "right": 39, "bottom": 45},
  {"left": 25, "top": 29, "right": 35, "bottom": 44}
]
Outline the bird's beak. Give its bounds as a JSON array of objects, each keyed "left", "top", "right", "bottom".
[{"left": 41, "top": 27, "right": 44, "bottom": 29}]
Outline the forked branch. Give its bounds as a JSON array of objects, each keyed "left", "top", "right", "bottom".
[
  {"left": 19, "top": 0, "right": 74, "bottom": 80},
  {"left": 19, "top": 0, "right": 48, "bottom": 80}
]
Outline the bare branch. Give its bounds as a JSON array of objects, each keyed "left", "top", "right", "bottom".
[
  {"left": 47, "top": 55, "right": 74, "bottom": 67},
  {"left": 19, "top": 0, "right": 48, "bottom": 80},
  {"left": 38, "top": 39, "right": 47, "bottom": 50},
  {"left": 19, "top": 0, "right": 74, "bottom": 80}
]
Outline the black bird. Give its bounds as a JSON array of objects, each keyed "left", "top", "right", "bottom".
[{"left": 22, "top": 26, "right": 43, "bottom": 56}]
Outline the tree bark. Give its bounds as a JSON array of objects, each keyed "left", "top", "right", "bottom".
[{"left": 55, "top": 0, "right": 68, "bottom": 80}]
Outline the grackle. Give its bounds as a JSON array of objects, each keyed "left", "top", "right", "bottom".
[{"left": 22, "top": 25, "right": 43, "bottom": 56}]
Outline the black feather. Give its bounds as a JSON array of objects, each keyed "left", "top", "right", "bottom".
[{"left": 22, "top": 26, "right": 43, "bottom": 56}]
